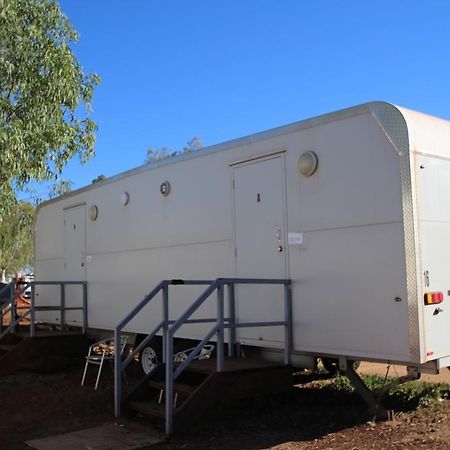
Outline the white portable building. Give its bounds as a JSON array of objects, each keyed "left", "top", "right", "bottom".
[{"left": 34, "top": 101, "right": 450, "bottom": 372}]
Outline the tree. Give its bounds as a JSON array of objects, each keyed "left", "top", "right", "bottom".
[
  {"left": 0, "top": 201, "right": 34, "bottom": 281},
  {"left": 0, "top": 0, "right": 100, "bottom": 212},
  {"left": 145, "top": 136, "right": 203, "bottom": 164},
  {"left": 92, "top": 174, "right": 106, "bottom": 184},
  {"left": 48, "top": 178, "right": 73, "bottom": 199},
  {"left": 183, "top": 136, "right": 203, "bottom": 153}
]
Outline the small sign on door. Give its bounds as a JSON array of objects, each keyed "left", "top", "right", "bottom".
[{"left": 288, "top": 232, "right": 304, "bottom": 245}]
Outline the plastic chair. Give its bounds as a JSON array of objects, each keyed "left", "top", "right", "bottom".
[{"left": 81, "top": 336, "right": 128, "bottom": 390}]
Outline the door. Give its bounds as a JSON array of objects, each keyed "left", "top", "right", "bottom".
[
  {"left": 64, "top": 205, "right": 86, "bottom": 280},
  {"left": 63, "top": 205, "right": 86, "bottom": 324},
  {"left": 233, "top": 155, "right": 287, "bottom": 346}
]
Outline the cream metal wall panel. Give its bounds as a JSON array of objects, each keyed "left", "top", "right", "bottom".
[
  {"left": 83, "top": 155, "right": 233, "bottom": 256},
  {"left": 34, "top": 203, "right": 64, "bottom": 261},
  {"left": 397, "top": 106, "right": 450, "bottom": 363},
  {"left": 414, "top": 154, "right": 450, "bottom": 361},
  {"left": 284, "top": 111, "right": 410, "bottom": 361},
  {"left": 289, "top": 222, "right": 409, "bottom": 360}
]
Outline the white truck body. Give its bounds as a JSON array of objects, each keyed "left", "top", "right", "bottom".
[{"left": 34, "top": 102, "right": 450, "bottom": 370}]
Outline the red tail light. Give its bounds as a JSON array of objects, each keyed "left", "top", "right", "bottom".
[{"left": 424, "top": 292, "right": 444, "bottom": 305}]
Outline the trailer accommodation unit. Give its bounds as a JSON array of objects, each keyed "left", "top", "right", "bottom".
[{"left": 34, "top": 101, "right": 450, "bottom": 374}]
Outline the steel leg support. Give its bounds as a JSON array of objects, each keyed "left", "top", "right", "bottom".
[
  {"left": 165, "top": 332, "right": 174, "bottom": 435},
  {"left": 114, "top": 329, "right": 122, "bottom": 417},
  {"left": 216, "top": 285, "right": 224, "bottom": 372},
  {"left": 343, "top": 363, "right": 388, "bottom": 420},
  {"left": 227, "top": 283, "right": 236, "bottom": 357},
  {"left": 162, "top": 285, "right": 169, "bottom": 363}
]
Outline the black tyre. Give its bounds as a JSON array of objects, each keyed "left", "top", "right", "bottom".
[{"left": 138, "top": 339, "right": 162, "bottom": 375}]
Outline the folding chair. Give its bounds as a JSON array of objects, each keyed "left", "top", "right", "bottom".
[{"left": 81, "top": 335, "right": 128, "bottom": 390}]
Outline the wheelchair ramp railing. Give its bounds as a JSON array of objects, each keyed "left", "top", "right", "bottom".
[
  {"left": 0, "top": 280, "right": 88, "bottom": 339},
  {"left": 114, "top": 277, "right": 292, "bottom": 435}
]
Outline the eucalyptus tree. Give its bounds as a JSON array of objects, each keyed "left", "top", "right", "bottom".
[
  {"left": 0, "top": 201, "right": 34, "bottom": 281},
  {"left": 0, "top": 0, "right": 100, "bottom": 211}
]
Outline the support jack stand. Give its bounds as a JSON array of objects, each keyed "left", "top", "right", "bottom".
[{"left": 340, "top": 358, "right": 421, "bottom": 421}]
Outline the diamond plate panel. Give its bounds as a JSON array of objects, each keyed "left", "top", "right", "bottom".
[{"left": 370, "top": 103, "right": 421, "bottom": 363}]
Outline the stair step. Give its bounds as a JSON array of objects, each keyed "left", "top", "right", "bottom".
[
  {"left": 174, "top": 362, "right": 214, "bottom": 375},
  {"left": 148, "top": 380, "right": 196, "bottom": 395},
  {"left": 128, "top": 400, "right": 166, "bottom": 417},
  {"left": 0, "top": 344, "right": 15, "bottom": 352}
]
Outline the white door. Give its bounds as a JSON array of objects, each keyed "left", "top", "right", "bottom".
[
  {"left": 63, "top": 205, "right": 86, "bottom": 324},
  {"left": 233, "top": 155, "right": 287, "bottom": 346}
]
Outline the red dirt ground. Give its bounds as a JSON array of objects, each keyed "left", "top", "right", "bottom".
[{"left": 1, "top": 360, "right": 450, "bottom": 449}]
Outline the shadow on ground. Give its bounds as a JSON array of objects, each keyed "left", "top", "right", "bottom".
[{"left": 150, "top": 370, "right": 450, "bottom": 450}]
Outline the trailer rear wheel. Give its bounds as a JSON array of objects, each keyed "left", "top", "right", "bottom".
[{"left": 139, "top": 343, "right": 161, "bottom": 375}]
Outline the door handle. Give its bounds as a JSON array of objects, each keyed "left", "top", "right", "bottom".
[{"left": 277, "top": 245, "right": 283, "bottom": 253}]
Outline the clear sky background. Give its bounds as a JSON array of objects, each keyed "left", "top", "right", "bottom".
[{"left": 25, "top": 0, "right": 450, "bottom": 199}]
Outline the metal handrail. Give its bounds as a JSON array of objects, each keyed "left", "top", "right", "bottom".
[
  {"left": 114, "top": 277, "right": 292, "bottom": 437},
  {"left": 116, "top": 280, "right": 166, "bottom": 332},
  {"left": 114, "top": 279, "right": 214, "bottom": 418},
  {"left": 164, "top": 278, "right": 291, "bottom": 434},
  {"left": 115, "top": 280, "right": 213, "bottom": 369},
  {"left": 0, "top": 280, "right": 88, "bottom": 340}
]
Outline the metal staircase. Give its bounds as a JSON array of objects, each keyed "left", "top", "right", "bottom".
[
  {"left": 114, "top": 278, "right": 293, "bottom": 435},
  {"left": 0, "top": 280, "right": 88, "bottom": 339},
  {"left": 0, "top": 280, "right": 88, "bottom": 373}
]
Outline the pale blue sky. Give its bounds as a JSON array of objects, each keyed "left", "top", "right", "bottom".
[{"left": 23, "top": 1, "right": 450, "bottom": 200}]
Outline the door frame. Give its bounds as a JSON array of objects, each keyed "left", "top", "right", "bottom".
[
  {"left": 63, "top": 204, "right": 87, "bottom": 281},
  {"left": 230, "top": 151, "right": 290, "bottom": 279}
]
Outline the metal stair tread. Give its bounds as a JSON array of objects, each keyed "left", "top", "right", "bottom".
[
  {"left": 173, "top": 362, "right": 214, "bottom": 375},
  {"left": 148, "top": 380, "right": 196, "bottom": 395}
]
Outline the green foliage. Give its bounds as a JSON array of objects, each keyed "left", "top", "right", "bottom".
[
  {"left": 385, "top": 380, "right": 450, "bottom": 408},
  {"left": 92, "top": 174, "right": 106, "bottom": 184},
  {"left": 145, "top": 136, "right": 203, "bottom": 164},
  {"left": 0, "top": 200, "right": 34, "bottom": 276},
  {"left": 0, "top": 0, "right": 100, "bottom": 204},
  {"left": 48, "top": 178, "right": 73, "bottom": 198},
  {"left": 183, "top": 136, "right": 203, "bottom": 153}
]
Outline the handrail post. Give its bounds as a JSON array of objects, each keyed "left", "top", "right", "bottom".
[
  {"left": 165, "top": 330, "right": 174, "bottom": 435},
  {"left": 10, "top": 282, "right": 16, "bottom": 334},
  {"left": 60, "top": 283, "right": 66, "bottom": 331},
  {"left": 82, "top": 282, "right": 88, "bottom": 334},
  {"left": 284, "top": 282, "right": 292, "bottom": 365},
  {"left": 30, "top": 284, "right": 36, "bottom": 337},
  {"left": 216, "top": 283, "right": 224, "bottom": 372},
  {"left": 114, "top": 328, "right": 122, "bottom": 417},
  {"left": 162, "top": 284, "right": 169, "bottom": 363},
  {"left": 227, "top": 283, "right": 236, "bottom": 357}
]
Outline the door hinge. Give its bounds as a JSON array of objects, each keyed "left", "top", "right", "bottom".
[
  {"left": 232, "top": 179, "right": 235, "bottom": 189},
  {"left": 235, "top": 248, "right": 237, "bottom": 257}
]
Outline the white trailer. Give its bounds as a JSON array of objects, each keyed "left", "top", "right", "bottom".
[{"left": 34, "top": 101, "right": 450, "bottom": 375}]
